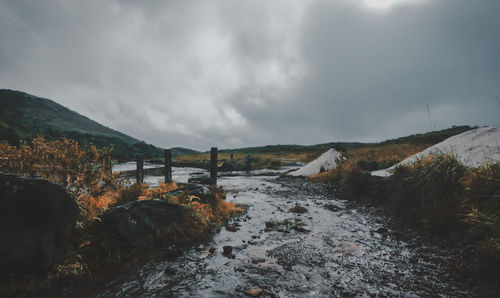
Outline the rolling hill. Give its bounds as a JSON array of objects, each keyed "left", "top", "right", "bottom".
[
  {"left": 0, "top": 89, "right": 199, "bottom": 161},
  {"left": 217, "top": 125, "right": 474, "bottom": 155}
]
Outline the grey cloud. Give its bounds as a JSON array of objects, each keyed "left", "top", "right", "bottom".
[{"left": 0, "top": 0, "right": 499, "bottom": 150}]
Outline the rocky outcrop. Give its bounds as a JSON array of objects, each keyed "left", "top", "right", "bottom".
[
  {"left": 0, "top": 173, "right": 79, "bottom": 281},
  {"left": 165, "top": 183, "right": 211, "bottom": 201},
  {"left": 99, "top": 200, "right": 185, "bottom": 246}
]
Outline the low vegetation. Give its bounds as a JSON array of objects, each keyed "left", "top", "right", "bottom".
[
  {"left": 307, "top": 126, "right": 497, "bottom": 288},
  {"left": 314, "top": 148, "right": 499, "bottom": 286},
  {"left": 0, "top": 89, "right": 176, "bottom": 161},
  {"left": 310, "top": 141, "right": 429, "bottom": 182},
  {"left": 389, "top": 155, "right": 500, "bottom": 284},
  {"left": 174, "top": 151, "right": 321, "bottom": 170},
  {"left": 0, "top": 136, "right": 242, "bottom": 295}
]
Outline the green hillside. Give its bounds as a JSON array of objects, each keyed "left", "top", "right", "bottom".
[
  {"left": 0, "top": 89, "right": 198, "bottom": 161},
  {"left": 218, "top": 125, "right": 474, "bottom": 155}
]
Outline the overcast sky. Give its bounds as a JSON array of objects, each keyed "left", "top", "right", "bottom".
[{"left": 1, "top": 0, "right": 499, "bottom": 150}]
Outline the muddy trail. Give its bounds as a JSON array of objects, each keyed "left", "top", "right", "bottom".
[{"left": 95, "top": 169, "right": 475, "bottom": 297}]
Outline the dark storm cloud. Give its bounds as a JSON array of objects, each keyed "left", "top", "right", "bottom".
[
  {"left": 239, "top": 0, "right": 500, "bottom": 145},
  {"left": 0, "top": 0, "right": 499, "bottom": 149}
]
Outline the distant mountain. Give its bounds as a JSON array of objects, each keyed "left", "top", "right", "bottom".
[
  {"left": 0, "top": 89, "right": 199, "bottom": 161},
  {"left": 170, "top": 147, "right": 201, "bottom": 157}
]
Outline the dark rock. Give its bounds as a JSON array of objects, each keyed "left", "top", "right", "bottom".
[
  {"left": 289, "top": 204, "right": 308, "bottom": 213},
  {"left": 265, "top": 221, "right": 276, "bottom": 229},
  {"left": 226, "top": 225, "right": 239, "bottom": 232},
  {"left": 164, "top": 183, "right": 211, "bottom": 203},
  {"left": 376, "top": 227, "right": 388, "bottom": 234},
  {"left": 324, "top": 204, "right": 340, "bottom": 212},
  {"left": 409, "top": 256, "right": 420, "bottom": 264},
  {"left": 165, "top": 267, "right": 177, "bottom": 276},
  {"left": 293, "top": 226, "right": 310, "bottom": 233},
  {"left": 251, "top": 258, "right": 266, "bottom": 264},
  {"left": 100, "top": 200, "right": 184, "bottom": 246},
  {"left": 219, "top": 162, "right": 236, "bottom": 171},
  {"left": 188, "top": 174, "right": 211, "bottom": 185},
  {"left": 0, "top": 173, "right": 78, "bottom": 281},
  {"left": 223, "top": 245, "right": 233, "bottom": 255}
]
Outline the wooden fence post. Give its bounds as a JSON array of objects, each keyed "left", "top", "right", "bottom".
[
  {"left": 136, "top": 155, "right": 144, "bottom": 184},
  {"left": 164, "top": 149, "right": 172, "bottom": 183},
  {"left": 210, "top": 147, "right": 217, "bottom": 186}
]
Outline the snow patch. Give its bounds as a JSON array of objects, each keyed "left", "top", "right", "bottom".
[
  {"left": 372, "top": 126, "right": 500, "bottom": 177},
  {"left": 289, "top": 148, "right": 342, "bottom": 177}
]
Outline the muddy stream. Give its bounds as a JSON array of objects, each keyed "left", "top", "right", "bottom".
[{"left": 95, "top": 167, "right": 474, "bottom": 297}]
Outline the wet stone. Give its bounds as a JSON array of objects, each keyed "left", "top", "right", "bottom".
[
  {"left": 164, "top": 267, "right": 176, "bottom": 276},
  {"left": 223, "top": 245, "right": 233, "bottom": 255},
  {"left": 251, "top": 258, "right": 266, "bottom": 264},
  {"left": 245, "top": 288, "right": 263, "bottom": 297},
  {"left": 324, "top": 204, "right": 340, "bottom": 212},
  {"left": 376, "top": 227, "right": 388, "bottom": 234},
  {"left": 226, "top": 225, "right": 240, "bottom": 232}
]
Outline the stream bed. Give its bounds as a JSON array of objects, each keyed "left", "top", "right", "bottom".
[{"left": 96, "top": 167, "right": 475, "bottom": 297}]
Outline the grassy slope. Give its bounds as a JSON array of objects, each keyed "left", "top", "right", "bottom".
[
  {"left": 310, "top": 125, "right": 475, "bottom": 180},
  {"left": 0, "top": 89, "right": 199, "bottom": 160},
  {"left": 176, "top": 126, "right": 475, "bottom": 170}
]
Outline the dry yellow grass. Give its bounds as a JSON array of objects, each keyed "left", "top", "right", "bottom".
[
  {"left": 175, "top": 151, "right": 320, "bottom": 170},
  {"left": 311, "top": 142, "right": 430, "bottom": 181}
]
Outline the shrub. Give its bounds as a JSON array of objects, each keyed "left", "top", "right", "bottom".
[
  {"left": 114, "top": 183, "right": 148, "bottom": 206},
  {"left": 0, "top": 136, "right": 114, "bottom": 198}
]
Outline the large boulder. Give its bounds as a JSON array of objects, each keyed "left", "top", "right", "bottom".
[
  {"left": 0, "top": 173, "right": 79, "bottom": 281},
  {"left": 99, "top": 200, "right": 185, "bottom": 246}
]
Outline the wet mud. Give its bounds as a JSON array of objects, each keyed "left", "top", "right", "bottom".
[{"left": 95, "top": 170, "right": 477, "bottom": 297}]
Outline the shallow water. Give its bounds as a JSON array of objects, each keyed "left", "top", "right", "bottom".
[
  {"left": 113, "top": 164, "right": 209, "bottom": 186},
  {"left": 96, "top": 168, "right": 474, "bottom": 297}
]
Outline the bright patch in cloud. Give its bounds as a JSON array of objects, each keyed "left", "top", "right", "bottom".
[{"left": 363, "top": 0, "right": 425, "bottom": 9}]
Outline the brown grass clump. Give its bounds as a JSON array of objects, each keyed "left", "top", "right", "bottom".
[
  {"left": 289, "top": 204, "right": 308, "bottom": 213},
  {"left": 310, "top": 142, "right": 428, "bottom": 183},
  {"left": 78, "top": 192, "right": 118, "bottom": 222},
  {"left": 0, "top": 136, "right": 114, "bottom": 198},
  {"left": 182, "top": 186, "right": 243, "bottom": 231}
]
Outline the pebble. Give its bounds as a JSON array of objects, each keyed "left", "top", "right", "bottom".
[{"left": 245, "top": 288, "right": 263, "bottom": 297}]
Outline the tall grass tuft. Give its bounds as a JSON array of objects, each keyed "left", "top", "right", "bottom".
[
  {"left": 386, "top": 154, "right": 466, "bottom": 230},
  {"left": 392, "top": 154, "right": 465, "bottom": 206}
]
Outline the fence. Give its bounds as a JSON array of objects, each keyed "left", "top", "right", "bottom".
[{"left": 135, "top": 147, "right": 218, "bottom": 186}]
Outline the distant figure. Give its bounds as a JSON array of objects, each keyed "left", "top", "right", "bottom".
[
  {"left": 246, "top": 154, "right": 252, "bottom": 172},
  {"left": 230, "top": 153, "right": 234, "bottom": 160}
]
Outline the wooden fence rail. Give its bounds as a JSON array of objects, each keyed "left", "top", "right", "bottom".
[{"left": 134, "top": 147, "right": 218, "bottom": 186}]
